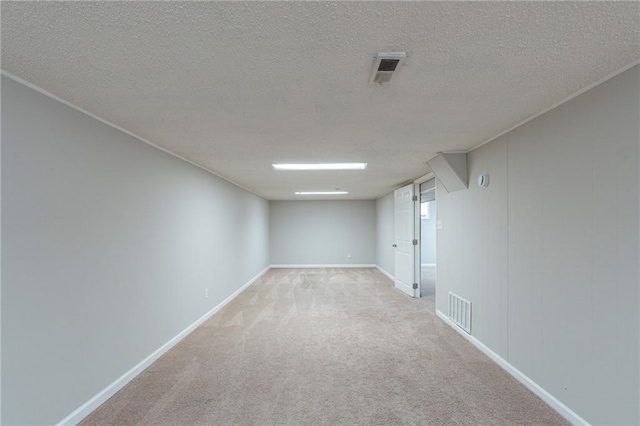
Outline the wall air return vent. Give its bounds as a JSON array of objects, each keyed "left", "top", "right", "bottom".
[
  {"left": 369, "top": 52, "right": 407, "bottom": 85},
  {"left": 448, "top": 292, "right": 472, "bottom": 334}
]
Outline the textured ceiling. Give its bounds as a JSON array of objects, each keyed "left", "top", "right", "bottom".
[{"left": 2, "top": 2, "right": 639, "bottom": 200}]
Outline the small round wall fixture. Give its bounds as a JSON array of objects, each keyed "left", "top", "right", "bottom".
[{"left": 478, "top": 173, "right": 490, "bottom": 188}]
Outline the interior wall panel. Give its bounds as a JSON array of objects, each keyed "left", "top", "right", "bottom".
[
  {"left": 507, "top": 113, "right": 562, "bottom": 395},
  {"left": 1, "top": 76, "right": 270, "bottom": 425},
  {"left": 269, "top": 200, "right": 376, "bottom": 266},
  {"left": 437, "top": 65, "right": 639, "bottom": 424},
  {"left": 537, "top": 106, "right": 567, "bottom": 402},
  {"left": 604, "top": 67, "right": 640, "bottom": 424},
  {"left": 375, "top": 192, "right": 396, "bottom": 276},
  {"left": 477, "top": 138, "right": 509, "bottom": 358}
]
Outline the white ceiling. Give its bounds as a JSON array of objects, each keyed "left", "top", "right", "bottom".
[{"left": 2, "top": 1, "right": 639, "bottom": 200}]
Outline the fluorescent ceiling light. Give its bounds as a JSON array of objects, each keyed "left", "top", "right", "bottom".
[
  {"left": 273, "top": 163, "right": 367, "bottom": 171},
  {"left": 295, "top": 191, "right": 349, "bottom": 195}
]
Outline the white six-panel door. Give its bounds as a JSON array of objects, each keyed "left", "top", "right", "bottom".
[{"left": 394, "top": 184, "right": 416, "bottom": 297}]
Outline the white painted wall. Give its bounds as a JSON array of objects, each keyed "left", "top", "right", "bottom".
[
  {"left": 375, "top": 192, "right": 395, "bottom": 277},
  {"left": 420, "top": 205, "right": 436, "bottom": 264},
  {"left": 269, "top": 200, "right": 375, "bottom": 265},
  {"left": 437, "top": 65, "right": 640, "bottom": 424},
  {"left": 1, "top": 76, "right": 270, "bottom": 425}
]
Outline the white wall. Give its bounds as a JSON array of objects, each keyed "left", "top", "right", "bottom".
[
  {"left": 270, "top": 200, "right": 375, "bottom": 265},
  {"left": 1, "top": 76, "right": 270, "bottom": 425},
  {"left": 375, "top": 192, "right": 395, "bottom": 276},
  {"left": 420, "top": 204, "right": 436, "bottom": 264},
  {"left": 436, "top": 65, "right": 639, "bottom": 424}
]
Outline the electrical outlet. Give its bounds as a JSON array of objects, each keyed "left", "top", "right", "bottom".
[
  {"left": 347, "top": 253, "right": 352, "bottom": 259},
  {"left": 204, "top": 288, "right": 209, "bottom": 299}
]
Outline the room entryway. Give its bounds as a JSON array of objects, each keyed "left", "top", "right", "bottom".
[
  {"left": 392, "top": 176, "right": 437, "bottom": 306},
  {"left": 419, "top": 178, "right": 436, "bottom": 310},
  {"left": 393, "top": 183, "right": 416, "bottom": 297}
]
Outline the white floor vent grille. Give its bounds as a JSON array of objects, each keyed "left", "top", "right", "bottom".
[{"left": 448, "top": 292, "right": 471, "bottom": 334}]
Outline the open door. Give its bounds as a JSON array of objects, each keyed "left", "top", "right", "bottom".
[
  {"left": 394, "top": 184, "right": 416, "bottom": 297},
  {"left": 418, "top": 178, "right": 437, "bottom": 308}
]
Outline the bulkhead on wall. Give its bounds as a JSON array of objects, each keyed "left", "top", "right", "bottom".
[{"left": 426, "top": 152, "right": 468, "bottom": 193}]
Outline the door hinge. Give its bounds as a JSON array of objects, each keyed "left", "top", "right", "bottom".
[
  {"left": 412, "top": 195, "right": 418, "bottom": 201},
  {"left": 412, "top": 283, "right": 418, "bottom": 289},
  {"left": 413, "top": 239, "right": 418, "bottom": 245}
]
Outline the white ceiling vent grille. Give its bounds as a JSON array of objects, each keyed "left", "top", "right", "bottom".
[
  {"left": 369, "top": 52, "right": 407, "bottom": 85},
  {"left": 448, "top": 292, "right": 472, "bottom": 334}
]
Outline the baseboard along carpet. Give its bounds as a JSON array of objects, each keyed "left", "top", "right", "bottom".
[{"left": 81, "top": 268, "right": 567, "bottom": 425}]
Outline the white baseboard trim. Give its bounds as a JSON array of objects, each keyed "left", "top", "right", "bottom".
[
  {"left": 56, "top": 266, "right": 271, "bottom": 426},
  {"left": 375, "top": 265, "right": 395, "bottom": 282},
  {"left": 435, "top": 309, "right": 589, "bottom": 426},
  {"left": 270, "top": 264, "right": 376, "bottom": 268}
]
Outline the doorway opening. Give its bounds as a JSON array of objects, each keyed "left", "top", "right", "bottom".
[{"left": 419, "top": 178, "right": 436, "bottom": 309}]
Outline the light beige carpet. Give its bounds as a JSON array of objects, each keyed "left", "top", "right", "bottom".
[
  {"left": 82, "top": 268, "right": 567, "bottom": 425},
  {"left": 420, "top": 264, "right": 436, "bottom": 311}
]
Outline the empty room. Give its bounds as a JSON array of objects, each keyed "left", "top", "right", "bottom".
[{"left": 1, "top": 2, "right": 639, "bottom": 425}]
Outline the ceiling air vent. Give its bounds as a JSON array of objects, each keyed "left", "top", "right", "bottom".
[{"left": 369, "top": 52, "right": 407, "bottom": 85}]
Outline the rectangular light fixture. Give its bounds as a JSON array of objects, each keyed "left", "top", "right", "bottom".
[
  {"left": 273, "top": 163, "right": 367, "bottom": 171},
  {"left": 295, "top": 191, "right": 349, "bottom": 195}
]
